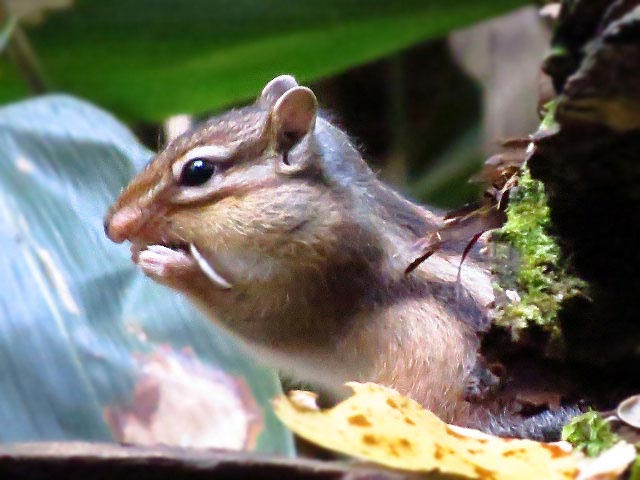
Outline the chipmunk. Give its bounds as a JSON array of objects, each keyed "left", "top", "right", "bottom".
[{"left": 104, "top": 75, "right": 577, "bottom": 439}]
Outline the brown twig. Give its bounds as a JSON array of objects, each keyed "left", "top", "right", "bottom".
[{"left": 0, "top": 0, "right": 50, "bottom": 93}]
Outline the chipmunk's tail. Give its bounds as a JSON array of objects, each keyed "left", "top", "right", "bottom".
[{"left": 469, "top": 405, "right": 583, "bottom": 441}]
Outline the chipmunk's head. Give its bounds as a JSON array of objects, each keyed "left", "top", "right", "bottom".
[{"left": 104, "top": 75, "right": 380, "bottom": 333}]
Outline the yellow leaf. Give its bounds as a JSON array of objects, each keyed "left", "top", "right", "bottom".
[{"left": 274, "top": 382, "right": 579, "bottom": 480}]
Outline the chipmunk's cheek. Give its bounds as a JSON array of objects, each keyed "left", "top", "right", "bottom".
[{"left": 134, "top": 245, "right": 197, "bottom": 280}]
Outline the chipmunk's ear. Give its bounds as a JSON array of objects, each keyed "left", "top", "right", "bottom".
[
  {"left": 270, "top": 86, "right": 318, "bottom": 156},
  {"left": 259, "top": 74, "right": 298, "bottom": 108}
]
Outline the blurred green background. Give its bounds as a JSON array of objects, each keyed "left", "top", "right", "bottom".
[
  {"left": 1, "top": 0, "right": 550, "bottom": 207},
  {"left": 0, "top": 0, "right": 548, "bottom": 453}
]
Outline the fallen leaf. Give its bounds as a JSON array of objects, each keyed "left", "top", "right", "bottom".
[{"left": 274, "top": 382, "right": 579, "bottom": 480}]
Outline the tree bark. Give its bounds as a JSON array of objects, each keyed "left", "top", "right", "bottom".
[{"left": 529, "top": 0, "right": 640, "bottom": 401}]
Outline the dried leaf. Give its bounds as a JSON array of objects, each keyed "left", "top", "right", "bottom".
[
  {"left": 407, "top": 138, "right": 527, "bottom": 273},
  {"left": 406, "top": 204, "right": 506, "bottom": 274},
  {"left": 274, "top": 382, "right": 579, "bottom": 479}
]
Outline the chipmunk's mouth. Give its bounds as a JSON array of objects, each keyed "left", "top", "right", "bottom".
[{"left": 130, "top": 241, "right": 233, "bottom": 289}]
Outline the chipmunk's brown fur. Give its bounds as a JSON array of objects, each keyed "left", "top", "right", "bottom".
[{"left": 105, "top": 76, "right": 575, "bottom": 437}]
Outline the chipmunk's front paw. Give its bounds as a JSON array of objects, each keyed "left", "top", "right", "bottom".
[{"left": 133, "top": 244, "right": 197, "bottom": 283}]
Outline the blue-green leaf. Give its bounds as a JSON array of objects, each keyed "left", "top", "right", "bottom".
[{"left": 0, "top": 95, "right": 293, "bottom": 454}]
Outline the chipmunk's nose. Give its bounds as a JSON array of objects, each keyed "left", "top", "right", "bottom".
[{"left": 104, "top": 205, "right": 143, "bottom": 243}]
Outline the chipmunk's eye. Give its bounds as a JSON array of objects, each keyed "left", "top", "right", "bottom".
[{"left": 179, "top": 158, "right": 216, "bottom": 186}]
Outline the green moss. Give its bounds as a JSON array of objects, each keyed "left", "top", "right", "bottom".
[
  {"left": 540, "top": 99, "right": 559, "bottom": 130},
  {"left": 492, "top": 165, "right": 586, "bottom": 338},
  {"left": 561, "top": 411, "right": 619, "bottom": 457}
]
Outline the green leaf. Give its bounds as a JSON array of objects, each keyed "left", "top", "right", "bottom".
[
  {"left": 0, "top": 95, "right": 293, "bottom": 454},
  {"left": 0, "top": 0, "right": 526, "bottom": 120},
  {"left": 561, "top": 411, "right": 619, "bottom": 457}
]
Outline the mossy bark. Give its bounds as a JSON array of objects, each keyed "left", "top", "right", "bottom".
[
  {"left": 492, "top": 164, "right": 586, "bottom": 343},
  {"left": 490, "top": 0, "right": 640, "bottom": 406}
]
